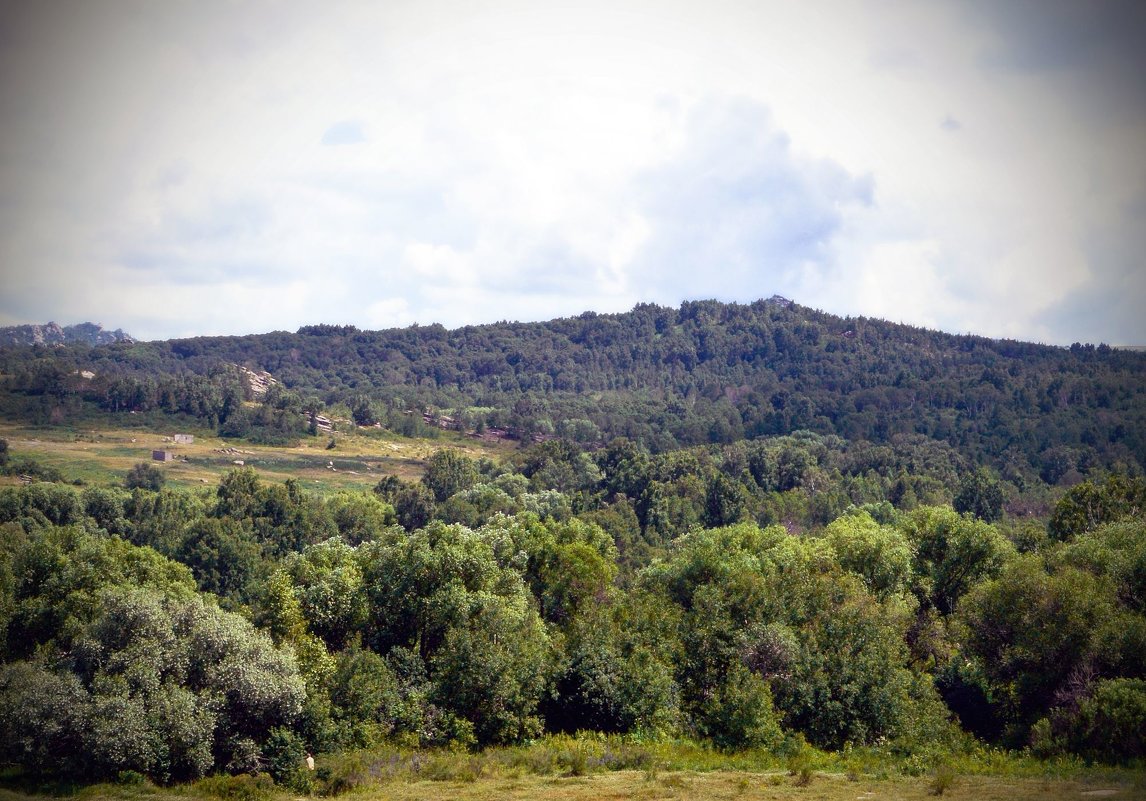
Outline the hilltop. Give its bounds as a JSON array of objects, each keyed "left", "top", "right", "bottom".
[{"left": 2, "top": 298, "right": 1143, "bottom": 481}]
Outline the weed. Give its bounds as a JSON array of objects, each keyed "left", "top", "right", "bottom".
[
  {"left": 930, "top": 763, "right": 957, "bottom": 796},
  {"left": 561, "top": 746, "right": 588, "bottom": 777},
  {"left": 193, "top": 773, "right": 275, "bottom": 801},
  {"left": 114, "top": 771, "right": 147, "bottom": 786},
  {"left": 420, "top": 753, "right": 484, "bottom": 783},
  {"left": 786, "top": 737, "right": 815, "bottom": 787},
  {"left": 792, "top": 764, "right": 814, "bottom": 787},
  {"left": 642, "top": 761, "right": 660, "bottom": 783}
]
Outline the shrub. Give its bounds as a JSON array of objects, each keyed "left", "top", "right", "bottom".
[
  {"left": 785, "top": 736, "right": 815, "bottom": 787},
  {"left": 1081, "top": 679, "right": 1146, "bottom": 761},
  {"left": 115, "top": 770, "right": 147, "bottom": 786},
  {"left": 125, "top": 462, "right": 165, "bottom": 491},
  {"left": 929, "top": 762, "right": 956, "bottom": 795},
  {"left": 262, "top": 727, "right": 308, "bottom": 788}
]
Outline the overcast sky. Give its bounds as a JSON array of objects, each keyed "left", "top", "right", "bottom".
[{"left": 1, "top": 0, "right": 1144, "bottom": 344}]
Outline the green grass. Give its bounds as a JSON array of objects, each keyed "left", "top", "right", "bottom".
[
  {"left": 1, "top": 738, "right": 1143, "bottom": 801},
  {"left": 0, "top": 416, "right": 513, "bottom": 494}
]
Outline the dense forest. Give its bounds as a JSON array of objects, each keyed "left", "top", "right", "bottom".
[
  {"left": 0, "top": 298, "right": 1144, "bottom": 790},
  {"left": 2, "top": 455, "right": 1144, "bottom": 788},
  {"left": 3, "top": 297, "right": 1144, "bottom": 474}
]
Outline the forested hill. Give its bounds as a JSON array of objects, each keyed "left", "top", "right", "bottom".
[
  {"left": 4, "top": 297, "right": 1145, "bottom": 474},
  {"left": 4, "top": 298, "right": 1146, "bottom": 784}
]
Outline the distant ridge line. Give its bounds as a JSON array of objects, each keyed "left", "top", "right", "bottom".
[{"left": 0, "top": 321, "right": 134, "bottom": 347}]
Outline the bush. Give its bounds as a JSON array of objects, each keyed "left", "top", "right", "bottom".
[
  {"left": 262, "top": 727, "right": 307, "bottom": 786},
  {"left": 125, "top": 462, "right": 165, "bottom": 491},
  {"left": 695, "top": 664, "right": 782, "bottom": 751},
  {"left": 116, "top": 770, "right": 148, "bottom": 786},
  {"left": 784, "top": 734, "right": 816, "bottom": 787},
  {"left": 1082, "top": 679, "right": 1146, "bottom": 760},
  {"left": 929, "top": 762, "right": 956, "bottom": 795}
]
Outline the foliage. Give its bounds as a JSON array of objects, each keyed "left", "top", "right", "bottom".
[
  {"left": 125, "top": 461, "right": 166, "bottom": 491},
  {"left": 0, "top": 530, "right": 305, "bottom": 784},
  {"left": 0, "top": 384, "right": 1144, "bottom": 777},
  {"left": 421, "top": 448, "right": 478, "bottom": 502},
  {"left": 1048, "top": 474, "right": 1146, "bottom": 541},
  {"left": 954, "top": 554, "right": 1130, "bottom": 745},
  {"left": 899, "top": 506, "right": 1014, "bottom": 614},
  {"left": 4, "top": 298, "right": 1143, "bottom": 478},
  {"left": 953, "top": 468, "right": 1004, "bottom": 522},
  {"left": 545, "top": 590, "right": 680, "bottom": 736},
  {"left": 357, "top": 520, "right": 552, "bottom": 745},
  {"left": 822, "top": 510, "right": 913, "bottom": 598},
  {"left": 644, "top": 522, "right": 948, "bottom": 751}
]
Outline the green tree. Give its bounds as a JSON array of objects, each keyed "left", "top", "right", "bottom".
[
  {"left": 1038, "top": 678, "right": 1146, "bottom": 763},
  {"left": 358, "top": 521, "right": 551, "bottom": 744},
  {"left": 899, "top": 506, "right": 1014, "bottom": 614},
  {"left": 482, "top": 513, "right": 618, "bottom": 626},
  {"left": 644, "top": 522, "right": 945, "bottom": 750},
  {"left": 956, "top": 554, "right": 1117, "bottom": 741},
  {"left": 953, "top": 467, "right": 1005, "bottom": 522},
  {"left": 328, "top": 646, "right": 406, "bottom": 747},
  {"left": 214, "top": 467, "right": 263, "bottom": 520},
  {"left": 1048, "top": 474, "right": 1146, "bottom": 541},
  {"left": 350, "top": 395, "right": 377, "bottom": 427},
  {"left": 326, "top": 491, "right": 397, "bottom": 545},
  {"left": 705, "top": 472, "right": 753, "bottom": 528},
  {"left": 0, "top": 533, "right": 305, "bottom": 783},
  {"left": 177, "top": 518, "right": 264, "bottom": 604},
  {"left": 125, "top": 461, "right": 166, "bottom": 491},
  {"left": 547, "top": 591, "right": 680, "bottom": 735},
  {"left": 124, "top": 487, "right": 208, "bottom": 555},
  {"left": 421, "top": 448, "right": 478, "bottom": 502},
  {"left": 81, "top": 486, "right": 129, "bottom": 535},
  {"left": 252, "top": 478, "right": 336, "bottom": 555},
  {"left": 278, "top": 538, "right": 368, "bottom": 651},
  {"left": 823, "top": 510, "right": 913, "bottom": 598},
  {"left": 428, "top": 593, "right": 550, "bottom": 745},
  {"left": 1058, "top": 520, "right": 1146, "bottom": 613}
]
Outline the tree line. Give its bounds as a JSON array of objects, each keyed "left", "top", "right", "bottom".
[
  {"left": 1, "top": 445, "right": 1143, "bottom": 786},
  {"left": 2, "top": 298, "right": 1144, "bottom": 476}
]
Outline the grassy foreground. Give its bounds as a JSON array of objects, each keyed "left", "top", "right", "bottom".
[
  {"left": 6, "top": 772, "right": 1141, "bottom": 801},
  {"left": 2, "top": 739, "right": 1142, "bottom": 801}
]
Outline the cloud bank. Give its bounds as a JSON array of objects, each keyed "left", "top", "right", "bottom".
[{"left": 0, "top": 0, "right": 1143, "bottom": 344}]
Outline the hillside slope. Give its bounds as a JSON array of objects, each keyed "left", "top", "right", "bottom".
[{"left": 2, "top": 298, "right": 1144, "bottom": 475}]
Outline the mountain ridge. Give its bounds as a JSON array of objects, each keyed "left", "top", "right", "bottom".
[
  {"left": 3, "top": 298, "right": 1143, "bottom": 477},
  {"left": 0, "top": 321, "right": 134, "bottom": 347}
]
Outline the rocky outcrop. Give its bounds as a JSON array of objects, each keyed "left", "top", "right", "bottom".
[{"left": 0, "top": 322, "right": 134, "bottom": 346}]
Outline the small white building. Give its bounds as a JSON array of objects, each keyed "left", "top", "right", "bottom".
[{"left": 173, "top": 433, "right": 194, "bottom": 445}]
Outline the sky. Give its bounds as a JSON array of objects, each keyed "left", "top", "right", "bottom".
[{"left": 1, "top": 0, "right": 1144, "bottom": 344}]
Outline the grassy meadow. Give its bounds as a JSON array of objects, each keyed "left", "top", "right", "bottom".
[
  {"left": 1, "top": 738, "right": 1142, "bottom": 801},
  {"left": 0, "top": 417, "right": 511, "bottom": 492}
]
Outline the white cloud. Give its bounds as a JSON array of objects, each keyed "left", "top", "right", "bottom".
[
  {"left": 621, "top": 96, "right": 874, "bottom": 304},
  {"left": 363, "top": 297, "right": 416, "bottom": 331},
  {"left": 0, "top": 0, "right": 1143, "bottom": 344}
]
